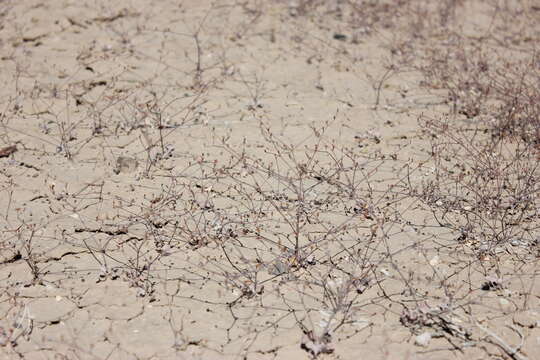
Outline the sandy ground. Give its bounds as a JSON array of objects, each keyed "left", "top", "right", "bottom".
[{"left": 0, "top": 1, "right": 539, "bottom": 359}]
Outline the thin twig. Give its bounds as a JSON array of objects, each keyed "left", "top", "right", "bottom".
[{"left": 476, "top": 322, "right": 528, "bottom": 360}]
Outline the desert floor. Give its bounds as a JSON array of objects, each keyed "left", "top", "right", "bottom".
[{"left": 0, "top": 1, "right": 539, "bottom": 359}]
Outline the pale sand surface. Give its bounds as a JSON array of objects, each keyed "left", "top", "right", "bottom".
[{"left": 0, "top": 1, "right": 538, "bottom": 359}]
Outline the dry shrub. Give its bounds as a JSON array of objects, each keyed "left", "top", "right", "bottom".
[
  {"left": 107, "top": 117, "right": 409, "bottom": 355},
  {"left": 417, "top": 116, "right": 540, "bottom": 254},
  {"left": 384, "top": 0, "right": 540, "bottom": 256}
]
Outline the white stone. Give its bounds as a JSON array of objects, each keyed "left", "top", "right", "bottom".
[{"left": 415, "top": 332, "right": 432, "bottom": 347}]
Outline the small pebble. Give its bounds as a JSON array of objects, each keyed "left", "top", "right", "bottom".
[{"left": 415, "top": 332, "right": 431, "bottom": 347}]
